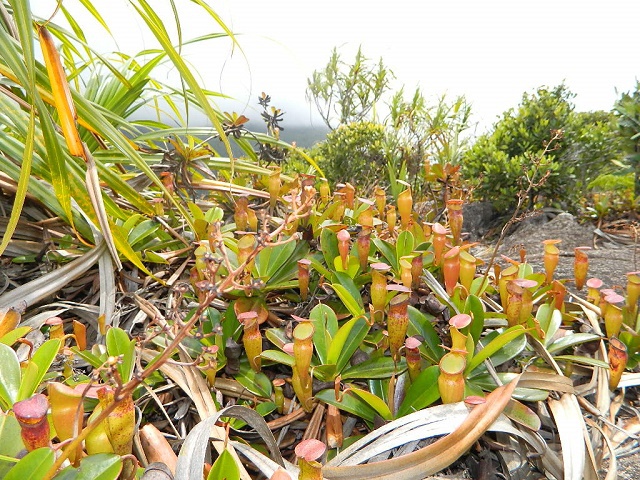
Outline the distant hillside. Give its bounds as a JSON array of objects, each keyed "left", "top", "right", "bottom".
[
  {"left": 209, "top": 123, "right": 329, "bottom": 156},
  {"left": 276, "top": 124, "right": 329, "bottom": 148}
]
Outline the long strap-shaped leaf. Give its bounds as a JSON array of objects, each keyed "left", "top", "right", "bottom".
[
  {"left": 174, "top": 405, "right": 285, "bottom": 480},
  {"left": 0, "top": 242, "right": 107, "bottom": 311},
  {"left": 0, "top": 108, "right": 34, "bottom": 257},
  {"left": 322, "top": 376, "right": 519, "bottom": 480},
  {"left": 38, "top": 24, "right": 122, "bottom": 270},
  {"left": 84, "top": 146, "right": 122, "bottom": 270},
  {"left": 548, "top": 393, "right": 588, "bottom": 480}
]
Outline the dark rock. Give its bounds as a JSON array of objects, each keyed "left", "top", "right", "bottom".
[
  {"left": 462, "top": 201, "right": 499, "bottom": 241},
  {"left": 473, "top": 211, "right": 638, "bottom": 290}
]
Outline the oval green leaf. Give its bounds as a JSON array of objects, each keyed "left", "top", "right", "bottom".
[
  {"left": 4, "top": 447, "right": 54, "bottom": 480},
  {"left": 0, "top": 344, "right": 21, "bottom": 409},
  {"left": 397, "top": 365, "right": 440, "bottom": 417}
]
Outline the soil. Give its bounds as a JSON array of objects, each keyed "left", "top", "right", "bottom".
[
  {"left": 469, "top": 210, "right": 639, "bottom": 291},
  {"left": 468, "top": 209, "right": 640, "bottom": 478}
]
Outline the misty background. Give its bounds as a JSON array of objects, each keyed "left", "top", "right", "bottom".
[{"left": 32, "top": 0, "right": 640, "bottom": 147}]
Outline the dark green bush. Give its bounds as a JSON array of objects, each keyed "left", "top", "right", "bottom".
[
  {"left": 462, "top": 85, "right": 621, "bottom": 214},
  {"left": 310, "top": 121, "right": 390, "bottom": 191}
]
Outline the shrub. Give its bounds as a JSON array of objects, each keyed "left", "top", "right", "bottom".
[
  {"left": 310, "top": 121, "right": 390, "bottom": 191},
  {"left": 462, "top": 85, "right": 621, "bottom": 214},
  {"left": 584, "top": 173, "right": 636, "bottom": 220}
]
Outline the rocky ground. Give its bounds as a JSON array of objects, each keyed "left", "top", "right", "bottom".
[
  {"left": 465, "top": 205, "right": 640, "bottom": 479},
  {"left": 471, "top": 209, "right": 638, "bottom": 290}
]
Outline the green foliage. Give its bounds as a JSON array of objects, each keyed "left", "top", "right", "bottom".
[
  {"left": 614, "top": 81, "right": 640, "bottom": 198},
  {"left": 585, "top": 173, "right": 636, "bottom": 220},
  {"left": 310, "top": 121, "right": 390, "bottom": 190},
  {"left": 306, "top": 46, "right": 393, "bottom": 130},
  {"left": 462, "top": 84, "right": 621, "bottom": 213},
  {"left": 567, "top": 110, "right": 623, "bottom": 192},
  {"left": 0, "top": 4, "right": 638, "bottom": 479},
  {"left": 388, "top": 89, "right": 471, "bottom": 195}
]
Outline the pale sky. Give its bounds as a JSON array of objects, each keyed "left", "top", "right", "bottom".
[{"left": 33, "top": 0, "right": 640, "bottom": 135}]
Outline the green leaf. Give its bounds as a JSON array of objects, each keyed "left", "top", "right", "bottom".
[
  {"left": 547, "top": 332, "right": 601, "bottom": 354},
  {"left": 54, "top": 453, "right": 122, "bottom": 480},
  {"left": 372, "top": 237, "right": 398, "bottom": 271},
  {"left": 536, "top": 305, "right": 562, "bottom": 346},
  {"left": 106, "top": 327, "right": 135, "bottom": 383},
  {"left": 315, "top": 389, "right": 378, "bottom": 424},
  {"left": 504, "top": 399, "right": 541, "bottom": 431},
  {"left": 260, "top": 350, "right": 294, "bottom": 367},
  {"left": 71, "top": 348, "right": 105, "bottom": 370},
  {"left": 309, "top": 303, "right": 338, "bottom": 364},
  {"left": 264, "top": 328, "right": 289, "bottom": 350},
  {"left": 130, "top": 0, "right": 237, "bottom": 171},
  {"left": 397, "top": 365, "right": 440, "bottom": 417},
  {"left": 464, "top": 295, "right": 484, "bottom": 345},
  {"left": 0, "top": 411, "right": 24, "bottom": 477},
  {"left": 553, "top": 355, "right": 610, "bottom": 369},
  {"left": 303, "top": 249, "right": 329, "bottom": 277},
  {"left": 333, "top": 254, "right": 360, "bottom": 278},
  {"left": 312, "top": 364, "right": 338, "bottom": 383},
  {"left": 407, "top": 306, "right": 444, "bottom": 363},
  {"left": 466, "top": 326, "right": 527, "bottom": 374},
  {"left": 18, "top": 339, "right": 61, "bottom": 401},
  {"left": 254, "top": 238, "right": 303, "bottom": 285},
  {"left": 348, "top": 387, "right": 392, "bottom": 420},
  {"left": 4, "top": 447, "right": 54, "bottom": 480},
  {"left": 470, "top": 329, "right": 527, "bottom": 373},
  {"left": 37, "top": 98, "right": 73, "bottom": 228},
  {"left": 320, "top": 228, "right": 340, "bottom": 268},
  {"left": 395, "top": 230, "right": 415, "bottom": 260},
  {"left": 235, "top": 362, "right": 272, "bottom": 398},
  {"left": 0, "top": 327, "right": 31, "bottom": 346},
  {"left": 17, "top": 362, "right": 39, "bottom": 404},
  {"left": 331, "top": 284, "right": 363, "bottom": 317},
  {"left": 127, "top": 219, "right": 160, "bottom": 248},
  {"left": 332, "top": 271, "right": 364, "bottom": 316},
  {"left": 342, "top": 356, "right": 406, "bottom": 380},
  {"left": 327, "top": 317, "right": 369, "bottom": 374},
  {"left": 0, "top": 107, "right": 34, "bottom": 257},
  {"left": 207, "top": 449, "right": 240, "bottom": 480}
]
